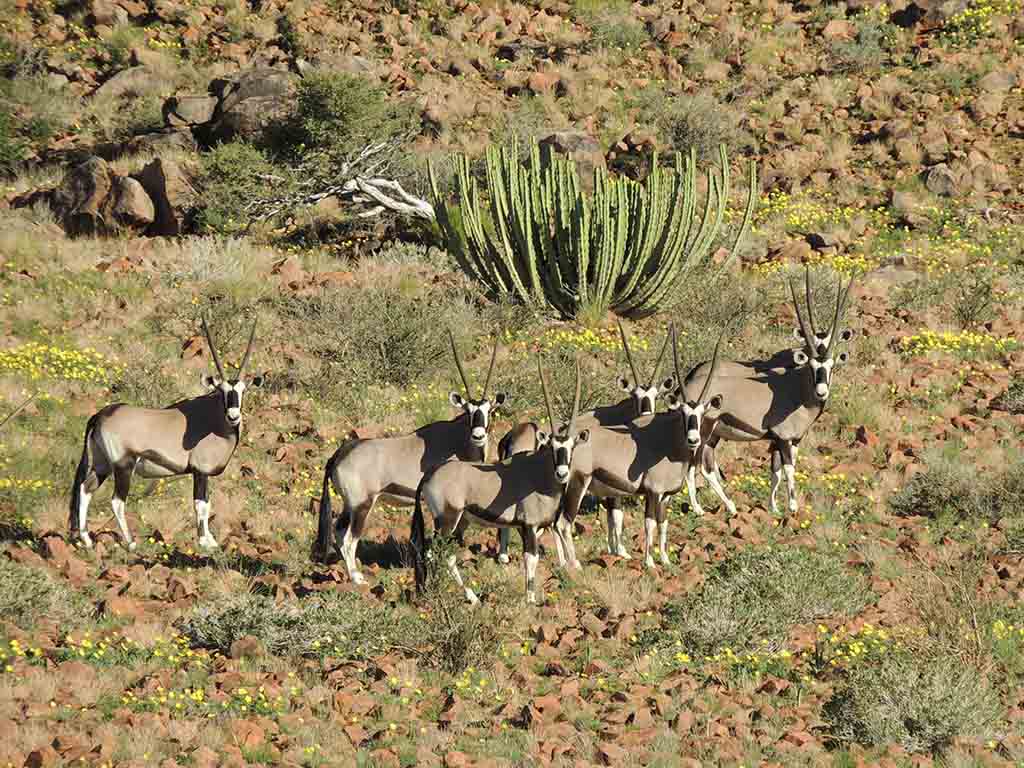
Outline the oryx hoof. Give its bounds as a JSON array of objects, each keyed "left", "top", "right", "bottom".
[
  {"left": 569, "top": 559, "right": 583, "bottom": 571},
  {"left": 78, "top": 532, "right": 94, "bottom": 549},
  {"left": 198, "top": 535, "right": 220, "bottom": 550},
  {"left": 350, "top": 572, "right": 367, "bottom": 586},
  {"left": 615, "top": 546, "right": 632, "bottom": 560},
  {"left": 659, "top": 554, "right": 671, "bottom": 567},
  {"left": 525, "top": 592, "right": 536, "bottom": 605},
  {"left": 644, "top": 556, "right": 657, "bottom": 569},
  {"left": 692, "top": 506, "right": 706, "bottom": 518},
  {"left": 465, "top": 588, "right": 480, "bottom": 605},
  {"left": 125, "top": 540, "right": 137, "bottom": 552},
  {"left": 498, "top": 553, "right": 510, "bottom": 565}
]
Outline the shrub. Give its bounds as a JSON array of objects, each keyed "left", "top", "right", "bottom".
[
  {"left": 195, "top": 142, "right": 280, "bottom": 235},
  {"left": 824, "top": 649, "right": 1000, "bottom": 753},
  {"left": 177, "top": 591, "right": 418, "bottom": 659},
  {"left": 991, "top": 374, "right": 1024, "bottom": 415},
  {"left": 890, "top": 454, "right": 1024, "bottom": 525},
  {"left": 0, "top": 557, "right": 91, "bottom": 628},
  {"left": 830, "top": 14, "right": 889, "bottom": 72},
  {"left": 653, "top": 547, "right": 872, "bottom": 655},
  {"left": 575, "top": 0, "right": 650, "bottom": 51},
  {"left": 645, "top": 92, "right": 750, "bottom": 165},
  {"left": 0, "top": 103, "right": 26, "bottom": 176}
]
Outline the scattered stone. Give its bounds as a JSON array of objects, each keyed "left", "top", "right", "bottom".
[
  {"left": 924, "top": 163, "right": 959, "bottom": 197},
  {"left": 229, "top": 635, "right": 266, "bottom": 660},
  {"left": 163, "top": 94, "right": 219, "bottom": 127},
  {"left": 538, "top": 131, "right": 606, "bottom": 191},
  {"left": 132, "top": 158, "right": 197, "bottom": 236},
  {"left": 978, "top": 71, "right": 1017, "bottom": 93},
  {"left": 822, "top": 19, "right": 855, "bottom": 39},
  {"left": 50, "top": 156, "right": 113, "bottom": 236},
  {"left": 110, "top": 176, "right": 155, "bottom": 229},
  {"left": 92, "top": 65, "right": 157, "bottom": 100},
  {"left": 201, "top": 67, "right": 297, "bottom": 145}
]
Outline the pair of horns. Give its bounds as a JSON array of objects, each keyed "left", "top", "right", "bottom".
[
  {"left": 201, "top": 314, "right": 256, "bottom": 380},
  {"left": 789, "top": 265, "right": 854, "bottom": 358},
  {"left": 617, "top": 319, "right": 670, "bottom": 387},
  {"left": 671, "top": 322, "right": 725, "bottom": 405},
  {"left": 448, "top": 330, "right": 498, "bottom": 400},
  {"left": 537, "top": 354, "right": 582, "bottom": 438}
]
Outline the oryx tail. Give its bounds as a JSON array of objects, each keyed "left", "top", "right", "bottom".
[
  {"left": 411, "top": 471, "right": 429, "bottom": 593},
  {"left": 313, "top": 438, "right": 358, "bottom": 562},
  {"left": 68, "top": 412, "right": 101, "bottom": 534}
]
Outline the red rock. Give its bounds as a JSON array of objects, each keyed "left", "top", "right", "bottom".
[
  {"left": 822, "top": 19, "right": 855, "bottom": 39},
  {"left": 597, "top": 743, "right": 628, "bottom": 765},
  {"left": 444, "top": 753, "right": 470, "bottom": 768},
  {"left": 855, "top": 425, "right": 879, "bottom": 447},
  {"left": 528, "top": 70, "right": 559, "bottom": 93},
  {"left": 228, "top": 719, "right": 265, "bottom": 749}
]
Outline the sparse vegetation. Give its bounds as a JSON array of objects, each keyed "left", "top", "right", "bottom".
[{"left": 0, "top": 557, "right": 90, "bottom": 628}]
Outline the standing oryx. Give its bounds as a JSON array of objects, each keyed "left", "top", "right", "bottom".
[
  {"left": 495, "top": 321, "right": 675, "bottom": 562},
  {"left": 313, "top": 331, "right": 508, "bottom": 584},
  {"left": 560, "top": 325, "right": 729, "bottom": 567},
  {"left": 412, "top": 357, "right": 592, "bottom": 604},
  {"left": 69, "top": 315, "right": 262, "bottom": 550},
  {"left": 685, "top": 268, "right": 854, "bottom": 515}
]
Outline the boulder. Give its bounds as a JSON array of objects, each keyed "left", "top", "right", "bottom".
[
  {"left": 51, "top": 157, "right": 114, "bottom": 236},
  {"left": 162, "top": 94, "right": 219, "bottom": 127},
  {"left": 202, "top": 67, "right": 297, "bottom": 144},
  {"left": 92, "top": 66, "right": 158, "bottom": 100},
  {"left": 538, "top": 131, "right": 606, "bottom": 191},
  {"left": 133, "top": 158, "right": 196, "bottom": 236},
  {"left": 924, "top": 163, "right": 960, "bottom": 197},
  {"left": 110, "top": 176, "right": 155, "bottom": 229},
  {"left": 89, "top": 0, "right": 128, "bottom": 27}
]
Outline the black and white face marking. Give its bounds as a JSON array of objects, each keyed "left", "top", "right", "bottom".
[
  {"left": 668, "top": 393, "right": 724, "bottom": 448},
  {"left": 544, "top": 428, "right": 589, "bottom": 484},
  {"left": 618, "top": 376, "right": 675, "bottom": 416},
  {"left": 450, "top": 392, "right": 508, "bottom": 448},
  {"left": 793, "top": 349, "right": 849, "bottom": 402},
  {"left": 205, "top": 374, "right": 264, "bottom": 426}
]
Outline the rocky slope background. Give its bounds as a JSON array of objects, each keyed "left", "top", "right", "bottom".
[{"left": 2, "top": 0, "right": 1024, "bottom": 766}]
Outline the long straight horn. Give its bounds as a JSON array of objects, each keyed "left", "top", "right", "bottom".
[
  {"left": 617, "top": 319, "right": 641, "bottom": 386},
  {"left": 201, "top": 314, "right": 226, "bottom": 380},
  {"left": 698, "top": 325, "right": 727, "bottom": 403},
  {"left": 826, "top": 276, "right": 855, "bottom": 357},
  {"left": 448, "top": 329, "right": 472, "bottom": 396},
  {"left": 788, "top": 276, "right": 815, "bottom": 355},
  {"left": 568, "top": 356, "right": 582, "bottom": 435},
  {"left": 804, "top": 264, "right": 819, "bottom": 337},
  {"left": 481, "top": 335, "right": 498, "bottom": 398},
  {"left": 670, "top": 323, "right": 682, "bottom": 385},
  {"left": 649, "top": 327, "right": 671, "bottom": 384},
  {"left": 237, "top": 319, "right": 257, "bottom": 376},
  {"left": 537, "top": 355, "right": 558, "bottom": 435}
]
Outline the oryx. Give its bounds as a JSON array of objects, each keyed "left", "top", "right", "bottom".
[
  {"left": 560, "top": 325, "right": 729, "bottom": 567},
  {"left": 495, "top": 321, "right": 675, "bottom": 562},
  {"left": 684, "top": 268, "right": 854, "bottom": 516},
  {"left": 69, "top": 315, "right": 262, "bottom": 550},
  {"left": 313, "top": 331, "right": 508, "bottom": 584},
  {"left": 412, "top": 356, "right": 592, "bottom": 604}
]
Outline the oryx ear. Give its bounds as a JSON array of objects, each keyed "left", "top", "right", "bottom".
[
  {"left": 493, "top": 392, "right": 508, "bottom": 408},
  {"left": 576, "top": 428, "right": 590, "bottom": 444},
  {"left": 792, "top": 349, "right": 810, "bottom": 366},
  {"left": 202, "top": 374, "right": 218, "bottom": 391},
  {"left": 250, "top": 374, "right": 265, "bottom": 388},
  {"left": 535, "top": 430, "right": 550, "bottom": 447},
  {"left": 838, "top": 328, "right": 853, "bottom": 343},
  {"left": 836, "top": 351, "right": 850, "bottom": 364},
  {"left": 708, "top": 394, "right": 724, "bottom": 410},
  {"left": 449, "top": 392, "right": 466, "bottom": 408},
  {"left": 661, "top": 376, "right": 676, "bottom": 392},
  {"left": 667, "top": 392, "right": 681, "bottom": 410},
  {"left": 618, "top": 376, "right": 632, "bottom": 393}
]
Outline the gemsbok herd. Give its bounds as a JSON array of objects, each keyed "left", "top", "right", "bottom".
[{"left": 68, "top": 269, "right": 854, "bottom": 604}]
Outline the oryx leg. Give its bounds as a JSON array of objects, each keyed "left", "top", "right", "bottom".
[
  {"left": 701, "top": 442, "right": 736, "bottom": 516},
  {"left": 769, "top": 444, "right": 784, "bottom": 515},
  {"left": 642, "top": 493, "right": 659, "bottom": 569},
  {"left": 782, "top": 440, "right": 799, "bottom": 515},
  {"left": 440, "top": 510, "right": 478, "bottom": 605},
  {"left": 497, "top": 527, "right": 511, "bottom": 565},
  {"left": 111, "top": 466, "right": 136, "bottom": 551},
  {"left": 520, "top": 525, "right": 540, "bottom": 604},
  {"left": 193, "top": 473, "right": 218, "bottom": 550},
  {"left": 656, "top": 494, "right": 670, "bottom": 567},
  {"left": 555, "top": 476, "right": 588, "bottom": 570},
  {"left": 605, "top": 498, "right": 630, "bottom": 559},
  {"left": 686, "top": 462, "right": 706, "bottom": 517},
  {"left": 75, "top": 470, "right": 108, "bottom": 549},
  {"left": 340, "top": 498, "right": 373, "bottom": 585}
]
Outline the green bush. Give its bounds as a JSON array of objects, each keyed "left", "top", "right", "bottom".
[
  {"left": 575, "top": 0, "right": 650, "bottom": 51},
  {"left": 890, "top": 454, "right": 1024, "bottom": 525},
  {"left": 651, "top": 546, "right": 872, "bottom": 655},
  {"left": 177, "top": 591, "right": 419, "bottom": 659},
  {"left": 0, "top": 557, "right": 91, "bottom": 628},
  {"left": 0, "top": 103, "right": 26, "bottom": 176},
  {"left": 824, "top": 649, "right": 1000, "bottom": 753},
  {"left": 992, "top": 374, "right": 1024, "bottom": 415},
  {"left": 645, "top": 92, "right": 751, "bottom": 166},
  {"left": 196, "top": 142, "right": 280, "bottom": 235}
]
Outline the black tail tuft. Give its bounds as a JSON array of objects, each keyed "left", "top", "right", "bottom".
[
  {"left": 412, "top": 472, "right": 429, "bottom": 593},
  {"left": 69, "top": 414, "right": 99, "bottom": 534},
  {"left": 312, "top": 450, "right": 339, "bottom": 563}
]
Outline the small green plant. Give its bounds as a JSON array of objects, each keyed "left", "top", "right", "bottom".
[
  {"left": 991, "top": 374, "right": 1024, "bottom": 415},
  {"left": 196, "top": 142, "right": 280, "bottom": 235},
  {"left": 941, "top": 0, "right": 1022, "bottom": 46},
  {"left": 830, "top": 13, "right": 890, "bottom": 72},
  {"left": 824, "top": 649, "right": 1000, "bottom": 753},
  {"left": 890, "top": 454, "right": 1024, "bottom": 526},
  {"left": 643, "top": 91, "right": 750, "bottom": 165},
  {"left": 647, "top": 546, "right": 872, "bottom": 656},
  {"left": 0, "top": 103, "right": 26, "bottom": 176},
  {"left": 0, "top": 557, "right": 91, "bottom": 628},
  {"left": 575, "top": 0, "right": 650, "bottom": 51}
]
